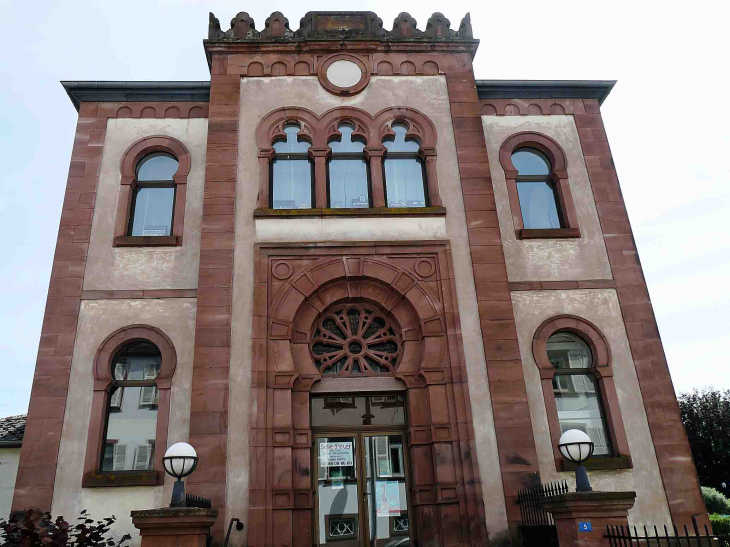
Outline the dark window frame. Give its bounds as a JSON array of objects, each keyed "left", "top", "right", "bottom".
[
  {"left": 99, "top": 342, "right": 161, "bottom": 473},
  {"left": 382, "top": 123, "right": 430, "bottom": 208},
  {"left": 326, "top": 125, "right": 372, "bottom": 209},
  {"left": 114, "top": 136, "right": 191, "bottom": 247},
  {"left": 270, "top": 124, "right": 315, "bottom": 209}
]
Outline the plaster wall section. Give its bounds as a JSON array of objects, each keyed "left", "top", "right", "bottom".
[
  {"left": 228, "top": 75, "right": 508, "bottom": 539},
  {"left": 511, "top": 288, "right": 672, "bottom": 525},
  {"left": 84, "top": 118, "right": 208, "bottom": 291},
  {"left": 52, "top": 298, "right": 197, "bottom": 546},
  {"left": 0, "top": 447, "right": 20, "bottom": 519},
  {"left": 482, "top": 115, "right": 612, "bottom": 282}
]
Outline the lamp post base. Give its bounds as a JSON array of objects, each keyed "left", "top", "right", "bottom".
[
  {"left": 575, "top": 465, "right": 592, "bottom": 492},
  {"left": 170, "top": 479, "right": 186, "bottom": 507}
]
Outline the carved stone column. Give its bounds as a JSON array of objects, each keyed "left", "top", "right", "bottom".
[
  {"left": 364, "top": 146, "right": 387, "bottom": 207},
  {"left": 420, "top": 148, "right": 442, "bottom": 207},
  {"left": 257, "top": 148, "right": 275, "bottom": 208},
  {"left": 309, "top": 147, "right": 331, "bottom": 208}
]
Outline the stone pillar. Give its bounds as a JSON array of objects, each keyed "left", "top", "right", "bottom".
[
  {"left": 542, "top": 491, "right": 636, "bottom": 547},
  {"left": 131, "top": 507, "right": 219, "bottom": 547}
]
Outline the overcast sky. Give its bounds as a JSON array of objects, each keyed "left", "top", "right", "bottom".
[{"left": 0, "top": 0, "right": 727, "bottom": 418}]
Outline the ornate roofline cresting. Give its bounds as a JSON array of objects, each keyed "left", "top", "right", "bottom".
[{"left": 207, "top": 10, "right": 474, "bottom": 42}]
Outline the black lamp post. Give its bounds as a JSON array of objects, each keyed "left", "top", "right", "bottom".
[
  {"left": 162, "top": 442, "right": 199, "bottom": 507},
  {"left": 558, "top": 429, "right": 595, "bottom": 493}
]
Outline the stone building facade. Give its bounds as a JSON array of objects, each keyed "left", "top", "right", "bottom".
[{"left": 13, "top": 10, "right": 706, "bottom": 546}]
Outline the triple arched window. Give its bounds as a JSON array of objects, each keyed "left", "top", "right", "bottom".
[{"left": 257, "top": 107, "right": 441, "bottom": 212}]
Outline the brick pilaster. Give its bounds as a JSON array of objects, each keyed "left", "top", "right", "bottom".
[
  {"left": 12, "top": 104, "right": 105, "bottom": 512},
  {"left": 187, "top": 62, "right": 240, "bottom": 539},
  {"left": 575, "top": 100, "right": 707, "bottom": 528},
  {"left": 446, "top": 73, "right": 541, "bottom": 535}
]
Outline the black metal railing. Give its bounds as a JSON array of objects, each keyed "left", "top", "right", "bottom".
[
  {"left": 606, "top": 516, "right": 730, "bottom": 546},
  {"left": 185, "top": 493, "right": 212, "bottom": 508},
  {"left": 516, "top": 480, "right": 568, "bottom": 547},
  {"left": 517, "top": 480, "right": 569, "bottom": 526}
]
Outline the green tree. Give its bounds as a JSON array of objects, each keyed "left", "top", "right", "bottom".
[{"left": 679, "top": 388, "right": 730, "bottom": 492}]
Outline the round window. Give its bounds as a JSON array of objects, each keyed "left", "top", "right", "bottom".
[{"left": 310, "top": 303, "right": 402, "bottom": 375}]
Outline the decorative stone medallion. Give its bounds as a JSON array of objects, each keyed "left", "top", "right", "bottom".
[
  {"left": 310, "top": 303, "right": 402, "bottom": 375},
  {"left": 318, "top": 54, "right": 370, "bottom": 96}
]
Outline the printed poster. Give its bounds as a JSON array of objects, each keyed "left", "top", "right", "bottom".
[
  {"left": 375, "top": 481, "right": 401, "bottom": 516},
  {"left": 319, "top": 442, "right": 354, "bottom": 467}
]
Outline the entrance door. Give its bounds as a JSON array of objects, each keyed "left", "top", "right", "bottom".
[{"left": 312, "top": 395, "right": 411, "bottom": 547}]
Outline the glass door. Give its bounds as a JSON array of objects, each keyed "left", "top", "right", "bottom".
[
  {"left": 312, "top": 395, "right": 411, "bottom": 547},
  {"left": 316, "top": 434, "right": 361, "bottom": 547},
  {"left": 362, "top": 433, "right": 411, "bottom": 547}
]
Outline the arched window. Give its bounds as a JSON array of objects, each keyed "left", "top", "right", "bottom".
[
  {"left": 128, "top": 153, "right": 178, "bottom": 236},
  {"left": 327, "top": 123, "right": 370, "bottom": 209},
  {"left": 101, "top": 341, "right": 161, "bottom": 472},
  {"left": 115, "top": 136, "right": 191, "bottom": 247},
  {"left": 83, "top": 325, "right": 177, "bottom": 487},
  {"left": 512, "top": 147, "right": 563, "bottom": 230},
  {"left": 383, "top": 123, "right": 427, "bottom": 208},
  {"left": 272, "top": 123, "right": 313, "bottom": 209},
  {"left": 547, "top": 332, "right": 611, "bottom": 456}
]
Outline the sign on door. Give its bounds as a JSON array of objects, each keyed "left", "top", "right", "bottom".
[{"left": 319, "top": 442, "right": 354, "bottom": 467}]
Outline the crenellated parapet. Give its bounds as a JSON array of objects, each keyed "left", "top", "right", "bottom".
[{"left": 207, "top": 10, "right": 475, "bottom": 41}]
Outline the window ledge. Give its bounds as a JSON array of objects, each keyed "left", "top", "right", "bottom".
[
  {"left": 113, "top": 236, "right": 180, "bottom": 247},
  {"left": 517, "top": 228, "right": 581, "bottom": 240},
  {"left": 254, "top": 207, "right": 446, "bottom": 218},
  {"left": 82, "top": 470, "right": 162, "bottom": 488},
  {"left": 560, "top": 455, "right": 632, "bottom": 471}
]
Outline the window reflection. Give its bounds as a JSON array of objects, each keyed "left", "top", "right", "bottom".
[
  {"left": 101, "top": 342, "right": 161, "bottom": 472},
  {"left": 129, "top": 153, "right": 178, "bottom": 236},
  {"left": 311, "top": 395, "right": 406, "bottom": 428},
  {"left": 548, "top": 332, "right": 612, "bottom": 455},
  {"left": 512, "top": 147, "right": 563, "bottom": 229},
  {"left": 328, "top": 124, "right": 370, "bottom": 209},
  {"left": 384, "top": 123, "right": 427, "bottom": 208},
  {"left": 272, "top": 124, "right": 313, "bottom": 209}
]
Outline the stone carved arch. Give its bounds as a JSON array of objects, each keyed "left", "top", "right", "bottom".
[
  {"left": 83, "top": 324, "right": 177, "bottom": 487},
  {"left": 255, "top": 106, "right": 441, "bottom": 208},
  {"left": 114, "top": 135, "right": 192, "bottom": 246},
  {"left": 267, "top": 255, "right": 445, "bottom": 390},
  {"left": 498, "top": 130, "right": 580, "bottom": 238},
  {"left": 247, "top": 243, "right": 488, "bottom": 546}
]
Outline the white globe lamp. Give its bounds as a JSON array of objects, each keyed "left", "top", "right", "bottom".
[
  {"left": 558, "top": 429, "right": 594, "bottom": 492},
  {"left": 163, "top": 442, "right": 199, "bottom": 507}
]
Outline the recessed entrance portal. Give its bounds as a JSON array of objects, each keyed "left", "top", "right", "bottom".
[{"left": 312, "top": 395, "right": 411, "bottom": 547}]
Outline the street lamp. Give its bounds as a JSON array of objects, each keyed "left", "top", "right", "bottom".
[
  {"left": 558, "top": 429, "right": 594, "bottom": 493},
  {"left": 163, "top": 442, "right": 199, "bottom": 507}
]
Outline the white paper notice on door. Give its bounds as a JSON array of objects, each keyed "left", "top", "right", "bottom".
[{"left": 319, "top": 442, "right": 354, "bottom": 467}]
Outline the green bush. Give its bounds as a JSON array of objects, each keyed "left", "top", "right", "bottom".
[
  {"left": 711, "top": 514, "right": 730, "bottom": 535},
  {"left": 703, "top": 486, "right": 730, "bottom": 515}
]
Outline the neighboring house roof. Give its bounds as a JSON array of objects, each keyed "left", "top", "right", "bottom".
[{"left": 0, "top": 414, "right": 26, "bottom": 448}]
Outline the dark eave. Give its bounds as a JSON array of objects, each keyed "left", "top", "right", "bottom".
[
  {"left": 476, "top": 80, "right": 616, "bottom": 105},
  {"left": 61, "top": 81, "right": 211, "bottom": 111},
  {"left": 0, "top": 441, "right": 22, "bottom": 448}
]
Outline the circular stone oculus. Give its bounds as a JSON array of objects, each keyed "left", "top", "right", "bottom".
[{"left": 326, "top": 60, "right": 363, "bottom": 88}]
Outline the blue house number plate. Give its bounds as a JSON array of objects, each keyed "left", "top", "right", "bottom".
[{"left": 579, "top": 521, "right": 593, "bottom": 532}]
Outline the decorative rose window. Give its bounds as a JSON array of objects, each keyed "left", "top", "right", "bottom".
[{"left": 310, "top": 303, "right": 403, "bottom": 375}]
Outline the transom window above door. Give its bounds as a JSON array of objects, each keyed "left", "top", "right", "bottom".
[{"left": 311, "top": 395, "right": 406, "bottom": 427}]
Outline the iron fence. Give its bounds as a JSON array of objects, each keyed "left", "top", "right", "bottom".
[
  {"left": 516, "top": 480, "right": 569, "bottom": 547},
  {"left": 606, "top": 516, "right": 730, "bottom": 546}
]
